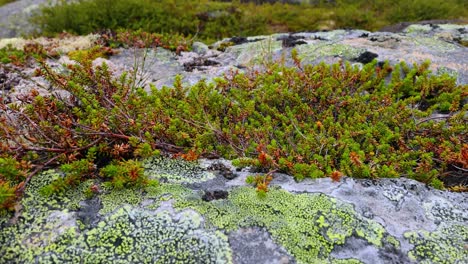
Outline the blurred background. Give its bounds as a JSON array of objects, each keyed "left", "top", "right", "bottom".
[{"left": 1, "top": 0, "right": 467, "bottom": 43}]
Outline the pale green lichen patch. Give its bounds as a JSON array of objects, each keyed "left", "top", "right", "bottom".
[
  {"left": 423, "top": 198, "right": 466, "bottom": 223},
  {"left": 403, "top": 24, "right": 434, "bottom": 34},
  {"left": 296, "top": 43, "right": 364, "bottom": 62},
  {"left": 405, "top": 224, "right": 468, "bottom": 264},
  {"left": 224, "top": 38, "right": 283, "bottom": 66},
  {"left": 143, "top": 156, "right": 215, "bottom": 184},
  {"left": 79, "top": 206, "right": 232, "bottom": 263},
  {"left": 1, "top": 167, "right": 465, "bottom": 263},
  {"left": 99, "top": 186, "right": 144, "bottom": 214},
  {"left": 172, "top": 186, "right": 396, "bottom": 264},
  {"left": 409, "top": 37, "right": 459, "bottom": 52},
  {"left": 0, "top": 170, "right": 91, "bottom": 262},
  {"left": 1, "top": 176, "right": 232, "bottom": 263}
]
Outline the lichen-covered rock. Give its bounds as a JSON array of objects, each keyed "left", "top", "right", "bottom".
[
  {"left": 1, "top": 158, "right": 466, "bottom": 263},
  {"left": 108, "top": 23, "right": 468, "bottom": 88}
]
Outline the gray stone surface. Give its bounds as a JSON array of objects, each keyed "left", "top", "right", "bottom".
[{"left": 0, "top": 0, "right": 48, "bottom": 38}]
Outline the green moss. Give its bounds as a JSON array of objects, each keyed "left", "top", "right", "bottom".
[{"left": 30, "top": 0, "right": 468, "bottom": 42}]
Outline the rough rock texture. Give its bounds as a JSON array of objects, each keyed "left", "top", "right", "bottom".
[
  {"left": 0, "top": 157, "right": 466, "bottom": 263},
  {"left": 109, "top": 23, "right": 468, "bottom": 87},
  {"left": 1, "top": 23, "right": 467, "bottom": 103},
  {"left": 0, "top": 0, "right": 50, "bottom": 38}
]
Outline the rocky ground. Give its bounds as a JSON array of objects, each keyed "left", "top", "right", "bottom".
[
  {"left": 0, "top": 157, "right": 466, "bottom": 263},
  {"left": 0, "top": 1, "right": 467, "bottom": 263}
]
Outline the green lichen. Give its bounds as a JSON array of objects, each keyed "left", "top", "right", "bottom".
[
  {"left": 143, "top": 156, "right": 215, "bottom": 184},
  {"left": 410, "top": 37, "right": 458, "bottom": 52},
  {"left": 99, "top": 186, "right": 144, "bottom": 214},
  {"left": 225, "top": 38, "right": 283, "bottom": 66},
  {"left": 423, "top": 198, "right": 465, "bottom": 223},
  {"left": 171, "top": 186, "right": 396, "bottom": 264},
  {"left": 404, "top": 24, "right": 433, "bottom": 34},
  {"left": 0, "top": 170, "right": 91, "bottom": 262},
  {"left": 0, "top": 174, "right": 232, "bottom": 263},
  {"left": 296, "top": 43, "right": 364, "bottom": 62},
  {"left": 331, "top": 259, "right": 363, "bottom": 264},
  {"left": 1, "top": 164, "right": 466, "bottom": 263},
  {"left": 405, "top": 224, "right": 468, "bottom": 264}
]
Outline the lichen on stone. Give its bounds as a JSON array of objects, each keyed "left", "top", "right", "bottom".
[
  {"left": 143, "top": 156, "right": 215, "bottom": 184},
  {"left": 405, "top": 224, "right": 468, "bottom": 264},
  {"left": 172, "top": 186, "right": 398, "bottom": 264},
  {"left": 0, "top": 175, "right": 232, "bottom": 263},
  {"left": 99, "top": 186, "right": 144, "bottom": 215},
  {"left": 296, "top": 43, "right": 364, "bottom": 62}
]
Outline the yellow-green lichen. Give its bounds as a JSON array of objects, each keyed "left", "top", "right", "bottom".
[
  {"left": 143, "top": 156, "right": 215, "bottom": 184},
  {"left": 1, "top": 202, "right": 232, "bottom": 263},
  {"left": 99, "top": 186, "right": 144, "bottom": 214},
  {"left": 171, "top": 186, "right": 396, "bottom": 264},
  {"left": 296, "top": 43, "right": 364, "bottom": 62},
  {"left": 404, "top": 224, "right": 468, "bottom": 264}
]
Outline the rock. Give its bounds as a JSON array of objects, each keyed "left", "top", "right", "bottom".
[
  {"left": 278, "top": 34, "right": 308, "bottom": 48},
  {"left": 192, "top": 41, "right": 210, "bottom": 55},
  {"left": 354, "top": 50, "right": 378, "bottom": 64},
  {"left": 1, "top": 161, "right": 466, "bottom": 263},
  {"left": 207, "top": 161, "right": 238, "bottom": 180},
  {"left": 202, "top": 190, "right": 229, "bottom": 201}
]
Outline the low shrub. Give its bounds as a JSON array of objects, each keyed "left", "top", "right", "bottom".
[
  {"left": 30, "top": 0, "right": 467, "bottom": 42},
  {"left": 0, "top": 0, "right": 15, "bottom": 7},
  {"left": 1, "top": 47, "right": 466, "bottom": 211}
]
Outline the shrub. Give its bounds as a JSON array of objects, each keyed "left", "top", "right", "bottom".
[
  {"left": 0, "top": 0, "right": 15, "bottom": 7},
  {"left": 1, "top": 48, "right": 466, "bottom": 211},
  {"left": 30, "top": 0, "right": 467, "bottom": 42}
]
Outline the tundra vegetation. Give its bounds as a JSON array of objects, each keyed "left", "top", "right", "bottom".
[
  {"left": 0, "top": 36, "right": 466, "bottom": 212},
  {"left": 31, "top": 0, "right": 468, "bottom": 43}
]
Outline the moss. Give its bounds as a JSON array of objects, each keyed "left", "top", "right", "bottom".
[{"left": 405, "top": 224, "right": 468, "bottom": 264}]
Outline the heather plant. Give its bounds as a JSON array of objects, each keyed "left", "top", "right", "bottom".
[{"left": 0, "top": 48, "right": 466, "bottom": 212}]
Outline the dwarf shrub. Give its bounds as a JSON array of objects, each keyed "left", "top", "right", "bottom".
[
  {"left": 30, "top": 0, "right": 467, "bottom": 42},
  {"left": 0, "top": 48, "right": 466, "bottom": 211}
]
